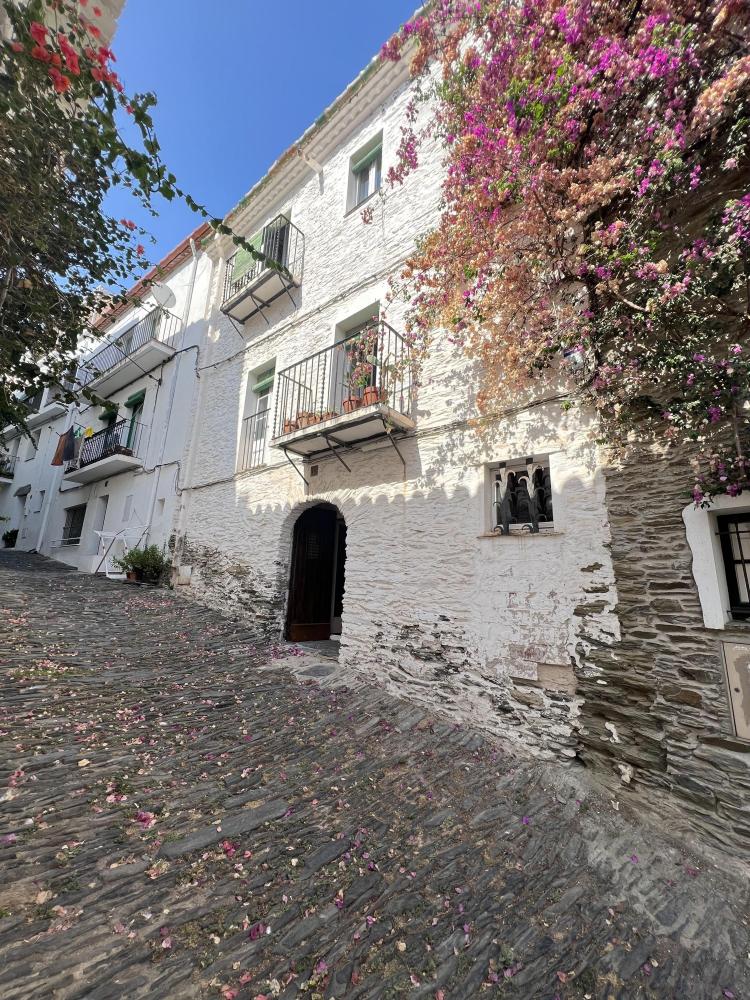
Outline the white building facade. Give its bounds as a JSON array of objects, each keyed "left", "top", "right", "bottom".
[
  {"left": 171, "top": 56, "right": 618, "bottom": 761},
  {"left": 0, "top": 225, "right": 212, "bottom": 574}
]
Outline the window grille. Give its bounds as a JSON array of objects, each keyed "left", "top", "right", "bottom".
[
  {"left": 718, "top": 514, "right": 750, "bottom": 621},
  {"left": 492, "top": 458, "right": 554, "bottom": 534}
]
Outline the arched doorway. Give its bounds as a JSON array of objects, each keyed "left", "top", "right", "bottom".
[{"left": 286, "top": 504, "right": 347, "bottom": 641}]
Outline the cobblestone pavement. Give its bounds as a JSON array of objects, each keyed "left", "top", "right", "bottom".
[{"left": 1, "top": 552, "right": 749, "bottom": 1000}]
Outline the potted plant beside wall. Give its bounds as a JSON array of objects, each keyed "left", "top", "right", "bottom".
[
  {"left": 2, "top": 528, "right": 18, "bottom": 549},
  {"left": 114, "top": 545, "right": 170, "bottom": 585}
]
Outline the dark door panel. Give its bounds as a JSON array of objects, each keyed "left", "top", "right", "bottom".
[{"left": 287, "top": 507, "right": 337, "bottom": 641}]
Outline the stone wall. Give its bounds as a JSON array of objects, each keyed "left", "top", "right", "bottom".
[{"left": 577, "top": 442, "right": 750, "bottom": 853}]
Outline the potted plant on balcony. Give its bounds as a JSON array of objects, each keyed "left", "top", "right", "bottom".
[
  {"left": 2, "top": 528, "right": 18, "bottom": 549},
  {"left": 344, "top": 361, "right": 374, "bottom": 413},
  {"left": 296, "top": 411, "right": 320, "bottom": 429},
  {"left": 282, "top": 418, "right": 298, "bottom": 434}
]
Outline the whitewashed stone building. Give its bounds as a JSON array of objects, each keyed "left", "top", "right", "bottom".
[
  {"left": 170, "top": 48, "right": 750, "bottom": 856},
  {"left": 0, "top": 224, "right": 212, "bottom": 573},
  {"left": 172, "top": 56, "right": 615, "bottom": 759}
]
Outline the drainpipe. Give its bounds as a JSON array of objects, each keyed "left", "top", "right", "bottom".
[{"left": 143, "top": 237, "right": 200, "bottom": 546}]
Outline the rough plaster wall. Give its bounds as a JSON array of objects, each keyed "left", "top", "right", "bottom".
[{"left": 577, "top": 442, "right": 750, "bottom": 853}]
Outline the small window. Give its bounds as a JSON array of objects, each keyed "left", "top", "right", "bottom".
[
  {"left": 718, "top": 514, "right": 750, "bottom": 621},
  {"left": 491, "top": 457, "right": 554, "bottom": 534},
  {"left": 347, "top": 134, "right": 382, "bottom": 212},
  {"left": 62, "top": 504, "right": 87, "bottom": 546},
  {"left": 122, "top": 494, "right": 133, "bottom": 522}
]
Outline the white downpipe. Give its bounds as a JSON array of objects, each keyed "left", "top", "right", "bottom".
[{"left": 143, "top": 238, "right": 200, "bottom": 547}]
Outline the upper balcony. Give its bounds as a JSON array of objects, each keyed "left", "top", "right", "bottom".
[
  {"left": 63, "top": 419, "right": 145, "bottom": 484},
  {"left": 0, "top": 454, "right": 16, "bottom": 483},
  {"left": 2, "top": 388, "right": 67, "bottom": 441},
  {"left": 221, "top": 215, "right": 304, "bottom": 324},
  {"left": 79, "top": 308, "right": 181, "bottom": 397},
  {"left": 271, "top": 321, "right": 414, "bottom": 459}
]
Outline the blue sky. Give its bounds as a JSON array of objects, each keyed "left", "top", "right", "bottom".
[{"left": 107, "top": 0, "right": 417, "bottom": 266}]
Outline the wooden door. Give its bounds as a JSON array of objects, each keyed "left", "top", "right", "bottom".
[{"left": 287, "top": 507, "right": 337, "bottom": 641}]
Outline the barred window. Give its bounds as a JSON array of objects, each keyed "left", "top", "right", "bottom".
[
  {"left": 718, "top": 514, "right": 750, "bottom": 621},
  {"left": 492, "top": 458, "right": 554, "bottom": 534}
]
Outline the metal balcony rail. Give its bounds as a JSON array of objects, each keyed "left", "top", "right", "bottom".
[
  {"left": 78, "top": 308, "right": 181, "bottom": 388},
  {"left": 223, "top": 214, "right": 304, "bottom": 304},
  {"left": 273, "top": 321, "right": 412, "bottom": 438},
  {"left": 0, "top": 454, "right": 16, "bottom": 478},
  {"left": 66, "top": 419, "right": 145, "bottom": 472},
  {"left": 238, "top": 405, "right": 271, "bottom": 471}
]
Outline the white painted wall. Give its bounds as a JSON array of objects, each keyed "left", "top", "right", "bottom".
[{"left": 174, "top": 62, "right": 619, "bottom": 756}]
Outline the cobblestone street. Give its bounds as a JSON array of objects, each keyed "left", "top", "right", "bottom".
[{"left": 0, "top": 552, "right": 748, "bottom": 999}]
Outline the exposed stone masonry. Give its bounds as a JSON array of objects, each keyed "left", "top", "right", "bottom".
[{"left": 578, "top": 444, "right": 750, "bottom": 854}]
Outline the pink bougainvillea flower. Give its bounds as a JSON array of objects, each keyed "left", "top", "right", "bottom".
[
  {"left": 135, "top": 810, "right": 156, "bottom": 829},
  {"left": 11, "top": 41, "right": 23, "bottom": 53},
  {"left": 248, "top": 922, "right": 267, "bottom": 941},
  {"left": 29, "top": 21, "right": 47, "bottom": 45},
  {"left": 522, "top": 815, "right": 530, "bottom": 825},
  {"left": 161, "top": 936, "right": 172, "bottom": 949},
  {"left": 30, "top": 43, "right": 51, "bottom": 62},
  {"left": 93, "top": 5, "right": 102, "bottom": 14},
  {"left": 315, "top": 960, "right": 328, "bottom": 974},
  {"left": 630, "top": 854, "right": 639, "bottom": 864},
  {"left": 2, "top": 833, "right": 17, "bottom": 846},
  {"left": 136, "top": 244, "right": 145, "bottom": 256}
]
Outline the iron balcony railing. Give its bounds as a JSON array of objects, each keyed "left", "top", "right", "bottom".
[
  {"left": 66, "top": 419, "right": 145, "bottom": 472},
  {"left": 273, "top": 321, "right": 412, "bottom": 438},
  {"left": 238, "top": 404, "right": 271, "bottom": 472},
  {"left": 223, "top": 214, "right": 304, "bottom": 304},
  {"left": 78, "top": 308, "right": 181, "bottom": 389},
  {"left": 0, "top": 454, "right": 16, "bottom": 478}
]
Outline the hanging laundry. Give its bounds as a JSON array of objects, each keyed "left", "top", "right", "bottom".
[
  {"left": 84, "top": 427, "right": 94, "bottom": 438},
  {"left": 51, "top": 430, "right": 69, "bottom": 466},
  {"left": 61, "top": 427, "right": 76, "bottom": 462}
]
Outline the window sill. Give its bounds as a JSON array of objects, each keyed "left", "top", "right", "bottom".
[
  {"left": 478, "top": 529, "right": 563, "bottom": 539},
  {"left": 344, "top": 190, "right": 379, "bottom": 219}
]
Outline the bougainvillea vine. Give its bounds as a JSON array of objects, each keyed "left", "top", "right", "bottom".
[{"left": 382, "top": 0, "right": 750, "bottom": 502}]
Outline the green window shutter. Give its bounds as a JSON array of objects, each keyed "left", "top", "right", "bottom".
[
  {"left": 100, "top": 406, "right": 117, "bottom": 423},
  {"left": 253, "top": 369, "right": 275, "bottom": 395},
  {"left": 351, "top": 144, "right": 382, "bottom": 175},
  {"left": 124, "top": 389, "right": 146, "bottom": 409},
  {"left": 232, "top": 229, "right": 264, "bottom": 283}
]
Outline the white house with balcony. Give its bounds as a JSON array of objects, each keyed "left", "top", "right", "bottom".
[
  {"left": 0, "top": 224, "right": 213, "bottom": 574},
  {"left": 171, "top": 50, "right": 617, "bottom": 760}
]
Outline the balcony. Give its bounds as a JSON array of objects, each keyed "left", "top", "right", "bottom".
[
  {"left": 63, "top": 419, "right": 145, "bottom": 484},
  {"left": 0, "top": 455, "right": 16, "bottom": 483},
  {"left": 221, "top": 215, "right": 304, "bottom": 324},
  {"left": 271, "top": 321, "right": 414, "bottom": 459},
  {"left": 238, "top": 405, "right": 271, "bottom": 472},
  {"left": 79, "top": 308, "right": 181, "bottom": 397},
  {"left": 2, "top": 389, "right": 66, "bottom": 441}
]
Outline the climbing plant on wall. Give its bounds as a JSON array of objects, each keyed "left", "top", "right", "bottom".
[
  {"left": 0, "top": 0, "right": 262, "bottom": 431},
  {"left": 381, "top": 0, "right": 750, "bottom": 502}
]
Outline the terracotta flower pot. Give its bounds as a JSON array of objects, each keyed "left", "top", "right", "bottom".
[
  {"left": 362, "top": 386, "right": 382, "bottom": 406},
  {"left": 283, "top": 419, "right": 298, "bottom": 434},
  {"left": 342, "top": 397, "right": 362, "bottom": 414},
  {"left": 297, "top": 412, "right": 319, "bottom": 428},
  {"left": 125, "top": 569, "right": 141, "bottom": 583},
  {"left": 319, "top": 411, "right": 338, "bottom": 422}
]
